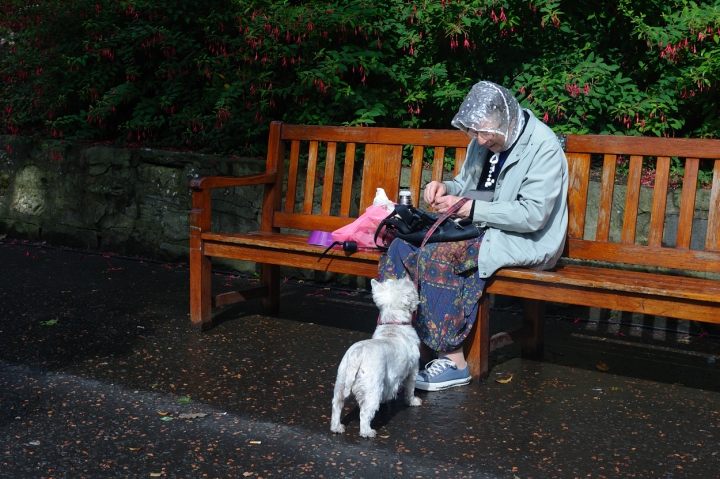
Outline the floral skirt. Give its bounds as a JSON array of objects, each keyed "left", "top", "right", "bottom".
[{"left": 378, "top": 236, "right": 486, "bottom": 352}]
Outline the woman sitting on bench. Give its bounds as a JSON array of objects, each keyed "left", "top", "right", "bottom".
[{"left": 378, "top": 80, "right": 569, "bottom": 391}]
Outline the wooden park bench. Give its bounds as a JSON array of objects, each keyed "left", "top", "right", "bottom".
[{"left": 189, "top": 121, "right": 720, "bottom": 382}]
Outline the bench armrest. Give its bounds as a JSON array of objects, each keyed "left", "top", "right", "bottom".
[{"left": 189, "top": 172, "right": 277, "bottom": 190}]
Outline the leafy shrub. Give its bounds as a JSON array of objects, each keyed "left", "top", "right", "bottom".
[{"left": 1, "top": 0, "right": 719, "bottom": 157}]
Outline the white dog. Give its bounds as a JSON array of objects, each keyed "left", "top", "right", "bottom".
[{"left": 330, "top": 276, "right": 422, "bottom": 438}]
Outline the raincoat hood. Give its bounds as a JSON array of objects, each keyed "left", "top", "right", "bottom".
[{"left": 451, "top": 81, "right": 525, "bottom": 152}]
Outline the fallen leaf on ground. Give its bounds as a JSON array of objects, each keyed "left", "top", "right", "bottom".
[
  {"left": 157, "top": 411, "right": 169, "bottom": 416},
  {"left": 159, "top": 416, "right": 174, "bottom": 422},
  {"left": 177, "top": 397, "right": 191, "bottom": 404},
  {"left": 178, "top": 413, "right": 208, "bottom": 419},
  {"left": 39, "top": 319, "right": 59, "bottom": 326},
  {"left": 596, "top": 362, "right": 610, "bottom": 372},
  {"left": 494, "top": 372, "right": 514, "bottom": 384}
]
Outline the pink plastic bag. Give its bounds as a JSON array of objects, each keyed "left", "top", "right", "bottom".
[{"left": 331, "top": 204, "right": 392, "bottom": 248}]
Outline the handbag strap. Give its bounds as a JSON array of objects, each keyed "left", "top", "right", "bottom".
[
  {"left": 419, "top": 197, "right": 472, "bottom": 248},
  {"left": 402, "top": 197, "right": 472, "bottom": 327}
]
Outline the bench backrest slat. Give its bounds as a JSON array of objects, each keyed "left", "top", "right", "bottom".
[
  {"left": 566, "top": 134, "right": 720, "bottom": 158},
  {"left": 261, "top": 122, "right": 285, "bottom": 233},
  {"left": 273, "top": 211, "right": 354, "bottom": 232},
  {"left": 340, "top": 143, "right": 357, "bottom": 217},
  {"left": 567, "top": 152, "right": 590, "bottom": 240},
  {"left": 596, "top": 154, "right": 616, "bottom": 242},
  {"left": 455, "top": 148, "right": 467, "bottom": 175},
  {"left": 621, "top": 155, "right": 643, "bottom": 244},
  {"left": 566, "top": 240, "right": 720, "bottom": 272},
  {"left": 360, "top": 144, "right": 404, "bottom": 211},
  {"left": 321, "top": 142, "right": 338, "bottom": 215},
  {"left": 284, "top": 140, "right": 301, "bottom": 214},
  {"left": 676, "top": 157, "right": 699, "bottom": 249},
  {"left": 432, "top": 147, "right": 445, "bottom": 184},
  {"left": 281, "top": 124, "right": 469, "bottom": 147},
  {"left": 409, "top": 146, "right": 425, "bottom": 209},
  {"left": 648, "top": 156, "right": 671, "bottom": 247},
  {"left": 302, "top": 141, "right": 319, "bottom": 214},
  {"left": 707, "top": 160, "right": 720, "bottom": 251}
]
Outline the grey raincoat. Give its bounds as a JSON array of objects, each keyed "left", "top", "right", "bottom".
[{"left": 444, "top": 82, "right": 569, "bottom": 278}]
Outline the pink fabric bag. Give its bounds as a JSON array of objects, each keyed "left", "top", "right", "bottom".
[{"left": 331, "top": 204, "right": 392, "bottom": 249}]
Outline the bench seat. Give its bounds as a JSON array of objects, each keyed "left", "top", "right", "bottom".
[
  {"left": 201, "top": 231, "right": 382, "bottom": 278},
  {"left": 204, "top": 230, "right": 720, "bottom": 312},
  {"left": 489, "top": 263, "right": 720, "bottom": 321}
]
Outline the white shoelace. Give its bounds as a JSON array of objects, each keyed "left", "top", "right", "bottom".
[{"left": 423, "top": 358, "right": 455, "bottom": 379}]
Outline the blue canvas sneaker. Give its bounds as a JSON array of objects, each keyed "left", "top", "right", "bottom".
[{"left": 415, "top": 358, "right": 471, "bottom": 391}]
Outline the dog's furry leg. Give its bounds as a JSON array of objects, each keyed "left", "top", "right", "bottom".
[
  {"left": 330, "top": 388, "right": 346, "bottom": 433},
  {"left": 358, "top": 392, "right": 380, "bottom": 438},
  {"left": 404, "top": 367, "right": 422, "bottom": 407},
  {"left": 330, "top": 359, "right": 348, "bottom": 434}
]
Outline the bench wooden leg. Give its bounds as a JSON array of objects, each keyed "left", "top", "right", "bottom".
[
  {"left": 521, "top": 298, "right": 545, "bottom": 359},
  {"left": 189, "top": 249, "right": 212, "bottom": 331},
  {"left": 260, "top": 263, "right": 280, "bottom": 315},
  {"left": 465, "top": 293, "right": 490, "bottom": 382}
]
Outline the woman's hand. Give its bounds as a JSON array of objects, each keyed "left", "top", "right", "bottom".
[
  {"left": 432, "top": 195, "right": 473, "bottom": 218},
  {"left": 424, "top": 181, "right": 472, "bottom": 218},
  {"left": 423, "top": 181, "right": 447, "bottom": 206}
]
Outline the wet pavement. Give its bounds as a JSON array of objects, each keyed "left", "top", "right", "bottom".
[{"left": 1, "top": 239, "right": 720, "bottom": 479}]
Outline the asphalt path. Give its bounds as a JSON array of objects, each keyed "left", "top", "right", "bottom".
[{"left": 1, "top": 240, "right": 720, "bottom": 478}]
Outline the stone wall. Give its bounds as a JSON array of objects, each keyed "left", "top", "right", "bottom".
[{"left": 0, "top": 137, "right": 265, "bottom": 266}]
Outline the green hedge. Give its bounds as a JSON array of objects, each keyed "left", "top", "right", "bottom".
[{"left": 1, "top": 0, "right": 719, "bottom": 156}]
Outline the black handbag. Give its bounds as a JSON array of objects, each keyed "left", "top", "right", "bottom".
[{"left": 374, "top": 197, "right": 482, "bottom": 250}]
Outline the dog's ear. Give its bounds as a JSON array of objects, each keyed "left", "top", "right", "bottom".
[{"left": 371, "top": 278, "right": 379, "bottom": 290}]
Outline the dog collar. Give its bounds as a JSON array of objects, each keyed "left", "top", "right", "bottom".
[{"left": 376, "top": 319, "right": 411, "bottom": 326}]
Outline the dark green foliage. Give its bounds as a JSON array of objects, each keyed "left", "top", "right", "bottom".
[{"left": 1, "top": 0, "right": 719, "bottom": 156}]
